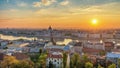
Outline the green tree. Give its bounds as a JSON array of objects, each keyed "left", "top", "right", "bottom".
[
  {"left": 76, "top": 61, "right": 84, "bottom": 68},
  {"left": 98, "top": 64, "right": 104, "bottom": 68},
  {"left": 48, "top": 61, "right": 55, "bottom": 68},
  {"left": 85, "top": 62, "right": 93, "bottom": 68},
  {"left": 70, "top": 59, "right": 74, "bottom": 68},
  {"left": 82, "top": 54, "right": 89, "bottom": 63},
  {"left": 63, "top": 52, "right": 68, "bottom": 68},
  {"left": 38, "top": 53, "right": 47, "bottom": 68},
  {"left": 39, "top": 48, "right": 42, "bottom": 55},
  {"left": 118, "top": 59, "right": 120, "bottom": 68},
  {"left": 70, "top": 53, "right": 81, "bottom": 68},
  {"left": 108, "top": 64, "right": 116, "bottom": 68},
  {"left": 99, "top": 51, "right": 106, "bottom": 56}
]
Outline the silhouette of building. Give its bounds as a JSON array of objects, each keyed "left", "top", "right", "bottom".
[{"left": 48, "top": 26, "right": 56, "bottom": 45}]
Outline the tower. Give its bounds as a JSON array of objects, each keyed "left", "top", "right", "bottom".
[{"left": 48, "top": 26, "right": 56, "bottom": 45}]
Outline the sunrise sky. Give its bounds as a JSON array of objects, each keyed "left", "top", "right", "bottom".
[{"left": 0, "top": 0, "right": 120, "bottom": 29}]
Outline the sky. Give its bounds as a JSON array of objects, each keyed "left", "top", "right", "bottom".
[{"left": 0, "top": 0, "right": 120, "bottom": 29}]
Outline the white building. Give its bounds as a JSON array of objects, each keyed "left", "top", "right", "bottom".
[{"left": 46, "top": 52, "right": 63, "bottom": 68}]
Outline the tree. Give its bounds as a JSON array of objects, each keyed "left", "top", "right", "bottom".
[
  {"left": 98, "top": 64, "right": 104, "bottom": 68},
  {"left": 1, "top": 56, "right": 19, "bottom": 68},
  {"left": 85, "top": 62, "right": 93, "bottom": 68},
  {"left": 118, "top": 59, "right": 120, "bottom": 68},
  {"left": 63, "top": 52, "right": 68, "bottom": 68},
  {"left": 99, "top": 51, "right": 106, "bottom": 56},
  {"left": 108, "top": 64, "right": 116, "bottom": 68},
  {"left": 76, "top": 61, "right": 84, "bottom": 68},
  {"left": 70, "top": 53, "right": 81, "bottom": 68},
  {"left": 39, "top": 48, "right": 42, "bottom": 55},
  {"left": 37, "top": 53, "right": 47, "bottom": 68},
  {"left": 70, "top": 60, "right": 74, "bottom": 68},
  {"left": 11, "top": 60, "right": 34, "bottom": 68},
  {"left": 82, "top": 54, "right": 89, "bottom": 63},
  {"left": 48, "top": 61, "right": 54, "bottom": 68}
]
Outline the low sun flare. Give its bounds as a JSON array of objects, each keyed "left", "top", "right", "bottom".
[{"left": 92, "top": 19, "right": 98, "bottom": 25}]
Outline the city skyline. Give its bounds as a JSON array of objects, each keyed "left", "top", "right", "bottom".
[{"left": 0, "top": 0, "right": 120, "bottom": 29}]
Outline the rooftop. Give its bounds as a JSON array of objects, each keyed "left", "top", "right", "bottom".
[{"left": 47, "top": 52, "right": 63, "bottom": 59}]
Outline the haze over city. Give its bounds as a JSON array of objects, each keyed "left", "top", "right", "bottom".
[{"left": 0, "top": 0, "right": 120, "bottom": 29}]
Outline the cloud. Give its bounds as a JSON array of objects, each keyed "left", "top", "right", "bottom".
[
  {"left": 33, "top": 0, "right": 56, "bottom": 7},
  {"left": 67, "top": 2, "right": 120, "bottom": 15},
  {"left": 35, "top": 8, "right": 70, "bottom": 18},
  {"left": 60, "top": 0, "right": 69, "bottom": 6},
  {"left": 18, "top": 2, "right": 27, "bottom": 7},
  {"left": 0, "top": 18, "right": 11, "bottom": 22},
  {"left": 9, "top": 9, "right": 18, "bottom": 12},
  {"left": 43, "top": 0, "right": 52, "bottom": 6},
  {"left": 33, "top": 2, "right": 42, "bottom": 7}
]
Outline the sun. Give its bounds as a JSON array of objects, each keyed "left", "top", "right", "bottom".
[{"left": 92, "top": 19, "right": 98, "bottom": 25}]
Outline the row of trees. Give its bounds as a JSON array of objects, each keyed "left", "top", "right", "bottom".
[
  {"left": 69, "top": 53, "right": 118, "bottom": 68},
  {"left": 29, "top": 48, "right": 48, "bottom": 68},
  {"left": 70, "top": 53, "right": 90, "bottom": 68},
  {"left": 0, "top": 56, "right": 34, "bottom": 68}
]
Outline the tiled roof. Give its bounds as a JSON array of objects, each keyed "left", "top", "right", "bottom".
[
  {"left": 105, "top": 42, "right": 114, "bottom": 47},
  {"left": 83, "top": 48, "right": 103, "bottom": 53},
  {"left": 47, "top": 53, "right": 63, "bottom": 58},
  {"left": 0, "top": 53, "right": 6, "bottom": 61},
  {"left": 12, "top": 53, "right": 29, "bottom": 60}
]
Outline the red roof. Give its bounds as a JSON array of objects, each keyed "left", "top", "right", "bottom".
[
  {"left": 0, "top": 53, "right": 6, "bottom": 61},
  {"left": 47, "top": 53, "right": 63, "bottom": 59},
  {"left": 12, "top": 53, "right": 29, "bottom": 60},
  {"left": 83, "top": 48, "right": 103, "bottom": 53},
  {"left": 105, "top": 42, "right": 114, "bottom": 47}
]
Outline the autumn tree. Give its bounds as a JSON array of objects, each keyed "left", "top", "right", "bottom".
[
  {"left": 1, "top": 56, "right": 19, "bottom": 68},
  {"left": 108, "top": 64, "right": 116, "bottom": 68},
  {"left": 85, "top": 62, "right": 93, "bottom": 68}
]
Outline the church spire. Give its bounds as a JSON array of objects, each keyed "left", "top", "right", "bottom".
[{"left": 48, "top": 26, "right": 56, "bottom": 45}]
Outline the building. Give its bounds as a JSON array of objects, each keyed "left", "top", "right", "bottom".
[
  {"left": 84, "top": 41, "right": 105, "bottom": 50},
  {"left": 12, "top": 53, "right": 30, "bottom": 60},
  {"left": 48, "top": 26, "right": 56, "bottom": 45},
  {"left": 102, "top": 33, "right": 113, "bottom": 39},
  {"left": 106, "top": 52, "right": 120, "bottom": 68},
  {"left": 46, "top": 52, "right": 63, "bottom": 68},
  {"left": 0, "top": 53, "right": 6, "bottom": 62},
  {"left": 88, "top": 33, "right": 101, "bottom": 39},
  {"left": 104, "top": 42, "right": 114, "bottom": 52},
  {"left": 83, "top": 48, "right": 103, "bottom": 55},
  {"left": 71, "top": 42, "right": 83, "bottom": 54}
]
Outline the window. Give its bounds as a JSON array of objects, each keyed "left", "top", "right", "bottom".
[{"left": 54, "top": 60, "right": 56, "bottom": 62}]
